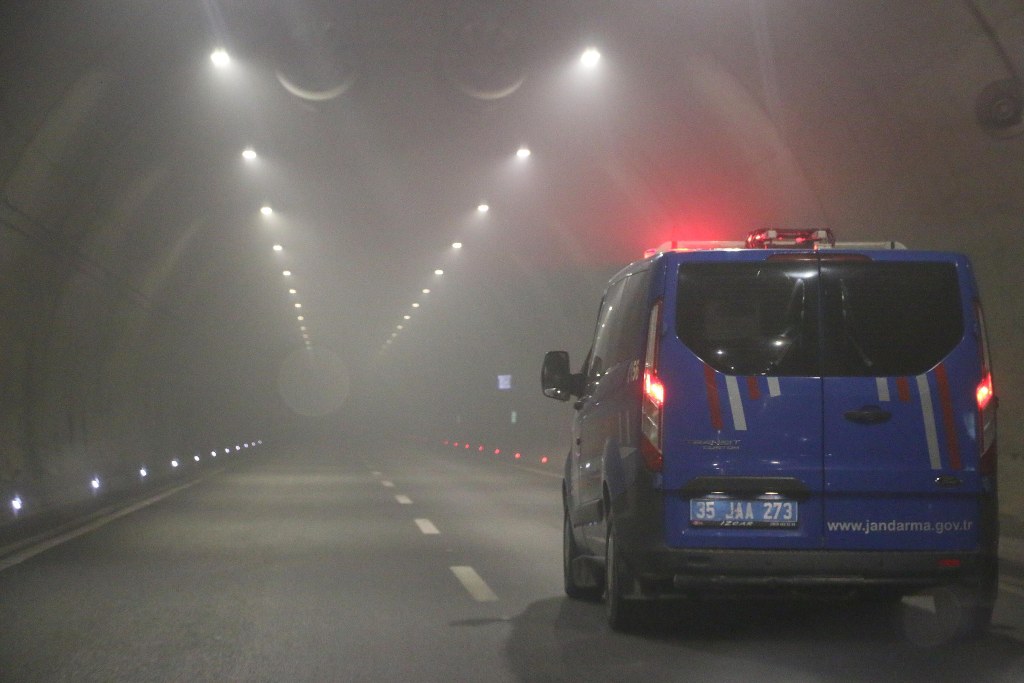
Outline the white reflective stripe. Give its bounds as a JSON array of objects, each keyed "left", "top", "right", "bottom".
[
  {"left": 916, "top": 374, "right": 942, "bottom": 470},
  {"left": 724, "top": 375, "right": 747, "bottom": 431},
  {"left": 766, "top": 377, "right": 781, "bottom": 397},
  {"left": 876, "top": 377, "right": 891, "bottom": 402}
]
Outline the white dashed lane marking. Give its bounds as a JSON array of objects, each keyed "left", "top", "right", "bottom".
[
  {"left": 395, "top": 494, "right": 412, "bottom": 504},
  {"left": 450, "top": 566, "right": 499, "bottom": 602},
  {"left": 381, "top": 480, "right": 395, "bottom": 488},
  {"left": 415, "top": 518, "right": 440, "bottom": 535}
]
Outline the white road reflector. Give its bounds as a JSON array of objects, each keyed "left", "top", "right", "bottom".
[
  {"left": 450, "top": 566, "right": 498, "bottom": 601},
  {"left": 415, "top": 518, "right": 439, "bottom": 535},
  {"left": 0, "top": 478, "right": 207, "bottom": 573},
  {"left": 381, "top": 480, "right": 395, "bottom": 488},
  {"left": 395, "top": 494, "right": 412, "bottom": 504}
]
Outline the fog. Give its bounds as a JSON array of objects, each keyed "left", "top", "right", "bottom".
[{"left": 0, "top": 0, "right": 1021, "bottom": 511}]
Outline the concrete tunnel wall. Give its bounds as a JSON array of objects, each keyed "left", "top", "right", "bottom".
[
  {"left": 0, "top": 3, "right": 292, "bottom": 516},
  {"left": 1, "top": 1, "right": 1023, "bottom": 523}
]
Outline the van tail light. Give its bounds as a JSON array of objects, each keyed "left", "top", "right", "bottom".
[
  {"left": 640, "top": 300, "right": 664, "bottom": 472},
  {"left": 976, "top": 372, "right": 993, "bottom": 411},
  {"left": 975, "top": 302, "right": 997, "bottom": 476}
]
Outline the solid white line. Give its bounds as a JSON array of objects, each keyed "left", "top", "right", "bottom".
[
  {"left": 395, "top": 494, "right": 412, "bottom": 505},
  {"left": 415, "top": 518, "right": 439, "bottom": 535},
  {"left": 381, "top": 480, "right": 395, "bottom": 488},
  {"left": 0, "top": 479, "right": 203, "bottom": 573},
  {"left": 450, "top": 566, "right": 499, "bottom": 601},
  {"left": 1000, "top": 582, "right": 1024, "bottom": 599}
]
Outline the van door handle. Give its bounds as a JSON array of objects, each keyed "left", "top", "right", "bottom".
[{"left": 843, "top": 405, "right": 892, "bottom": 425}]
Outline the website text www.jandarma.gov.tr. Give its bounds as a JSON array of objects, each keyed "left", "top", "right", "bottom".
[{"left": 827, "top": 519, "right": 974, "bottom": 536}]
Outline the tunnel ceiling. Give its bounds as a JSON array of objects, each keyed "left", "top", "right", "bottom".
[{"left": 1, "top": 0, "right": 1022, "bottom": 462}]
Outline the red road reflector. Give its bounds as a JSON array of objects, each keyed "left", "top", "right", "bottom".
[
  {"left": 514, "top": 452, "right": 521, "bottom": 459},
  {"left": 540, "top": 456, "right": 549, "bottom": 464}
]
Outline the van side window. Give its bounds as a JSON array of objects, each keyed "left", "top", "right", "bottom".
[
  {"left": 588, "top": 277, "right": 628, "bottom": 383},
  {"left": 587, "top": 270, "right": 651, "bottom": 388}
]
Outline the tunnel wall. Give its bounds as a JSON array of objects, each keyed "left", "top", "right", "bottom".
[{"left": 0, "top": 2, "right": 284, "bottom": 523}]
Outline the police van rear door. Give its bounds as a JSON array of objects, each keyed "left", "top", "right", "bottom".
[
  {"left": 662, "top": 251, "right": 824, "bottom": 550},
  {"left": 819, "top": 252, "right": 983, "bottom": 551}
]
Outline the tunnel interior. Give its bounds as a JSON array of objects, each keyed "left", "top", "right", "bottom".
[{"left": 1, "top": 0, "right": 1022, "bottom": 519}]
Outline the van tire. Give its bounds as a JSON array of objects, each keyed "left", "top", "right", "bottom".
[
  {"left": 605, "top": 515, "right": 637, "bottom": 631},
  {"left": 934, "top": 583, "right": 994, "bottom": 640},
  {"left": 563, "top": 510, "right": 602, "bottom": 600}
]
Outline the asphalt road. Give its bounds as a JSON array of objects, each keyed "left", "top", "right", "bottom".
[{"left": 2, "top": 437, "right": 1024, "bottom": 682}]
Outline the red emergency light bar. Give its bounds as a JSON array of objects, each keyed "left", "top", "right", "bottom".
[
  {"left": 745, "top": 228, "right": 836, "bottom": 249},
  {"left": 643, "top": 229, "right": 904, "bottom": 257}
]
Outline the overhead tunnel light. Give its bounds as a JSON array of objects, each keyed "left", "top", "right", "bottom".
[
  {"left": 477, "top": 203, "right": 489, "bottom": 214},
  {"left": 210, "top": 48, "right": 231, "bottom": 68},
  {"left": 242, "top": 148, "right": 257, "bottom": 161},
  {"left": 580, "top": 47, "right": 602, "bottom": 68},
  {"left": 261, "top": 206, "right": 274, "bottom": 216},
  {"left": 11, "top": 495, "right": 23, "bottom": 513},
  {"left": 516, "top": 146, "right": 531, "bottom": 159}
]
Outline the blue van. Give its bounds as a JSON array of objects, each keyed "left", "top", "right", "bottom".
[{"left": 542, "top": 229, "right": 998, "bottom": 634}]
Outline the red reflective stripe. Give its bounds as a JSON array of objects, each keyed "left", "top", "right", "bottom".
[
  {"left": 896, "top": 377, "right": 911, "bottom": 402},
  {"left": 934, "top": 363, "right": 962, "bottom": 470},
  {"left": 746, "top": 376, "right": 761, "bottom": 400},
  {"left": 704, "top": 364, "right": 723, "bottom": 430}
]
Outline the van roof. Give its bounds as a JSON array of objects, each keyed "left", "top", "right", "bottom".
[{"left": 643, "top": 229, "right": 906, "bottom": 257}]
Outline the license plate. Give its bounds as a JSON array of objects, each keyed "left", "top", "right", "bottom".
[{"left": 690, "top": 496, "right": 798, "bottom": 529}]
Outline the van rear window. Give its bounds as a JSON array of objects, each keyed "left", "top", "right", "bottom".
[
  {"left": 819, "top": 261, "right": 962, "bottom": 376},
  {"left": 676, "top": 260, "right": 963, "bottom": 377},
  {"left": 676, "top": 262, "right": 819, "bottom": 376}
]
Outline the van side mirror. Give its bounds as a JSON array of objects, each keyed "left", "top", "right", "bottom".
[{"left": 541, "top": 350, "right": 583, "bottom": 401}]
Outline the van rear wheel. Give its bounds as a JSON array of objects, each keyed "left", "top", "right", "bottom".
[
  {"left": 605, "top": 515, "right": 638, "bottom": 631},
  {"left": 934, "top": 583, "right": 994, "bottom": 640}
]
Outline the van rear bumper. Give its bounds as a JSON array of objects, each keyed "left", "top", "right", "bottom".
[{"left": 632, "top": 548, "right": 995, "bottom": 593}]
